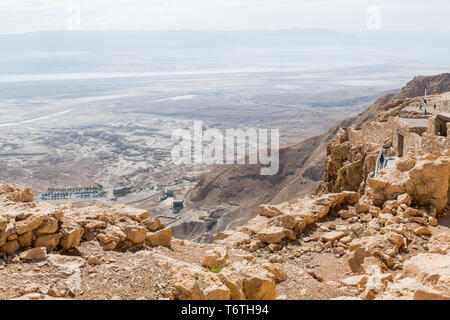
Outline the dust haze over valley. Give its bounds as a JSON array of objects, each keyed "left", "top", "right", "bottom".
[{"left": 1, "top": 30, "right": 450, "bottom": 241}]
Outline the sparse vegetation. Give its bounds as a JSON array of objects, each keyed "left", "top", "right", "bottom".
[
  {"left": 113, "top": 187, "right": 133, "bottom": 198},
  {"left": 207, "top": 265, "right": 224, "bottom": 273},
  {"left": 207, "top": 218, "right": 218, "bottom": 231}
]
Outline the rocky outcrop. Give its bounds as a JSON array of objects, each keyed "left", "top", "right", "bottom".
[
  {"left": 155, "top": 251, "right": 284, "bottom": 300},
  {"left": 0, "top": 183, "right": 285, "bottom": 300},
  {"left": 317, "top": 128, "right": 379, "bottom": 194},
  {"left": 367, "top": 151, "right": 450, "bottom": 214},
  {"left": 214, "top": 191, "right": 359, "bottom": 250},
  {"left": 0, "top": 184, "right": 172, "bottom": 257},
  {"left": 0, "top": 184, "right": 34, "bottom": 203},
  {"left": 378, "top": 253, "right": 450, "bottom": 300}
]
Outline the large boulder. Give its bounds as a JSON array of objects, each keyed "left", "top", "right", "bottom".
[
  {"left": 17, "top": 231, "right": 33, "bottom": 247},
  {"left": 108, "top": 204, "right": 150, "bottom": 222},
  {"left": 379, "top": 253, "right": 450, "bottom": 300},
  {"left": 203, "top": 247, "right": 228, "bottom": 268},
  {"left": 15, "top": 215, "right": 44, "bottom": 235},
  {"left": 258, "top": 205, "right": 284, "bottom": 218},
  {"left": 19, "top": 247, "right": 47, "bottom": 261},
  {"left": 33, "top": 233, "right": 62, "bottom": 251},
  {"left": 0, "top": 240, "right": 20, "bottom": 254},
  {"left": 217, "top": 269, "right": 246, "bottom": 300},
  {"left": 59, "top": 226, "right": 84, "bottom": 250},
  {"left": 142, "top": 218, "right": 165, "bottom": 232},
  {"left": 321, "top": 231, "right": 346, "bottom": 242},
  {"left": 368, "top": 152, "right": 450, "bottom": 214},
  {"left": 146, "top": 227, "right": 172, "bottom": 247},
  {"left": 36, "top": 217, "right": 59, "bottom": 234},
  {"left": 0, "top": 184, "right": 34, "bottom": 202},
  {"left": 256, "top": 227, "right": 285, "bottom": 244},
  {"left": 123, "top": 225, "right": 147, "bottom": 244},
  {"left": 241, "top": 267, "right": 276, "bottom": 300}
]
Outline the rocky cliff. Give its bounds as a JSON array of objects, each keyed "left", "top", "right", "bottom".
[
  {"left": 1, "top": 73, "right": 450, "bottom": 300},
  {"left": 179, "top": 73, "right": 450, "bottom": 241}
]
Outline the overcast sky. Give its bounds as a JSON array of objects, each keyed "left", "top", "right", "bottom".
[{"left": 1, "top": 0, "right": 449, "bottom": 34}]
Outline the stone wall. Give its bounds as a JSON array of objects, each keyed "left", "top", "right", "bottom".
[
  {"left": 348, "top": 121, "right": 393, "bottom": 147},
  {"left": 348, "top": 116, "right": 450, "bottom": 158}
]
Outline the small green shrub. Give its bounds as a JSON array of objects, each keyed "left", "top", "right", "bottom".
[{"left": 207, "top": 265, "right": 224, "bottom": 273}]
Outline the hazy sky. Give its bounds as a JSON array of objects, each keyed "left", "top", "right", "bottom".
[{"left": 1, "top": 0, "right": 449, "bottom": 34}]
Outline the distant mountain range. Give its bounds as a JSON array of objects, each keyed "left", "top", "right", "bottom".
[{"left": 0, "top": 29, "right": 448, "bottom": 53}]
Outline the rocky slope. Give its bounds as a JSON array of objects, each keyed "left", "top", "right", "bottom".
[
  {"left": 211, "top": 150, "right": 450, "bottom": 300},
  {"left": 178, "top": 73, "right": 450, "bottom": 241},
  {"left": 1, "top": 73, "right": 450, "bottom": 300},
  {"left": 0, "top": 183, "right": 285, "bottom": 300}
]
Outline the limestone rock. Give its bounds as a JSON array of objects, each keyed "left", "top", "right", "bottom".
[
  {"left": 413, "top": 288, "right": 450, "bottom": 300},
  {"left": 200, "top": 273, "right": 231, "bottom": 300},
  {"left": 256, "top": 227, "right": 285, "bottom": 244},
  {"left": 262, "top": 262, "right": 287, "bottom": 283},
  {"left": 348, "top": 246, "right": 370, "bottom": 273},
  {"left": 341, "top": 275, "right": 368, "bottom": 288},
  {"left": 142, "top": 218, "right": 165, "bottom": 232},
  {"left": 414, "top": 226, "right": 431, "bottom": 236},
  {"left": 355, "top": 203, "right": 370, "bottom": 214},
  {"left": 0, "top": 215, "right": 7, "bottom": 231},
  {"left": 321, "top": 231, "right": 346, "bottom": 242},
  {"left": 0, "top": 183, "right": 34, "bottom": 202},
  {"left": 146, "top": 227, "right": 172, "bottom": 247},
  {"left": 217, "top": 269, "right": 246, "bottom": 300},
  {"left": 203, "top": 246, "right": 228, "bottom": 268},
  {"left": 123, "top": 225, "right": 147, "bottom": 244},
  {"left": 108, "top": 204, "right": 150, "bottom": 222},
  {"left": 12, "top": 293, "right": 64, "bottom": 300},
  {"left": 428, "top": 233, "right": 450, "bottom": 254},
  {"left": 339, "top": 209, "right": 356, "bottom": 219},
  {"left": 0, "top": 240, "right": 19, "bottom": 254},
  {"left": 241, "top": 268, "right": 276, "bottom": 300},
  {"left": 172, "top": 268, "right": 204, "bottom": 300},
  {"left": 396, "top": 157, "right": 416, "bottom": 172},
  {"left": 380, "top": 253, "right": 450, "bottom": 300},
  {"left": 33, "top": 233, "right": 62, "bottom": 251},
  {"left": 397, "top": 194, "right": 412, "bottom": 207},
  {"left": 17, "top": 231, "right": 33, "bottom": 247},
  {"left": 15, "top": 215, "right": 44, "bottom": 235},
  {"left": 59, "top": 226, "right": 84, "bottom": 250},
  {"left": 19, "top": 247, "right": 47, "bottom": 261},
  {"left": 36, "top": 217, "right": 59, "bottom": 234},
  {"left": 266, "top": 215, "right": 295, "bottom": 230},
  {"left": 258, "top": 204, "right": 283, "bottom": 218}
]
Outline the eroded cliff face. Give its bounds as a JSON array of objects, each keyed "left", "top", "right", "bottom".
[{"left": 317, "top": 128, "right": 378, "bottom": 194}]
